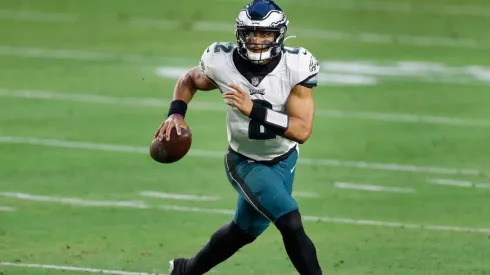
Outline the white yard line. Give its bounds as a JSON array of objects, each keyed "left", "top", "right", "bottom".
[
  {"left": 0, "top": 206, "right": 16, "bottom": 212},
  {"left": 293, "top": 191, "right": 321, "bottom": 198},
  {"left": 142, "top": 191, "right": 319, "bottom": 201},
  {"left": 0, "top": 262, "right": 161, "bottom": 275},
  {"left": 0, "top": 192, "right": 148, "bottom": 208},
  {"left": 130, "top": 19, "right": 490, "bottom": 50},
  {"left": 161, "top": 204, "right": 490, "bottom": 233},
  {"left": 301, "top": 215, "right": 490, "bottom": 234},
  {"left": 140, "top": 191, "right": 220, "bottom": 202},
  {"left": 330, "top": 1, "right": 490, "bottom": 18},
  {"left": 1, "top": 7, "right": 488, "bottom": 49},
  {"left": 141, "top": 190, "right": 319, "bottom": 200},
  {"left": 427, "top": 178, "right": 473, "bottom": 187},
  {"left": 315, "top": 109, "right": 490, "bottom": 127},
  {"left": 475, "top": 183, "right": 490, "bottom": 189},
  {"left": 155, "top": 66, "right": 378, "bottom": 86},
  {"left": 1, "top": 89, "right": 489, "bottom": 127},
  {"left": 220, "top": 0, "right": 490, "bottom": 18},
  {"left": 1, "top": 191, "right": 489, "bottom": 234},
  {"left": 0, "top": 9, "right": 78, "bottom": 23},
  {"left": 2, "top": 44, "right": 490, "bottom": 86},
  {"left": 0, "top": 26, "right": 486, "bottom": 52},
  {"left": 0, "top": 136, "right": 480, "bottom": 176},
  {"left": 427, "top": 178, "right": 490, "bottom": 189},
  {"left": 334, "top": 182, "right": 416, "bottom": 193},
  {"left": 0, "top": 45, "right": 193, "bottom": 64},
  {"left": 159, "top": 204, "right": 235, "bottom": 215}
]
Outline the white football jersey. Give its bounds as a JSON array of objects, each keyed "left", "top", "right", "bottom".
[{"left": 199, "top": 42, "right": 320, "bottom": 161}]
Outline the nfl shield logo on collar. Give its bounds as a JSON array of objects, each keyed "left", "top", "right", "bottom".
[{"left": 251, "top": 77, "right": 260, "bottom": 87}]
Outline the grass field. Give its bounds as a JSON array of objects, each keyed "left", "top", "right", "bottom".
[{"left": 1, "top": 0, "right": 490, "bottom": 274}]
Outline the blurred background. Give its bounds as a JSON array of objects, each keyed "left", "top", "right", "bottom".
[{"left": 0, "top": 0, "right": 489, "bottom": 274}]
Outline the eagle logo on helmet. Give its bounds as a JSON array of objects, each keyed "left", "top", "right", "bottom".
[{"left": 269, "top": 14, "right": 287, "bottom": 27}]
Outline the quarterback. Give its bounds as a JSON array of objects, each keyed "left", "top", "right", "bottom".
[{"left": 155, "top": 0, "right": 322, "bottom": 274}]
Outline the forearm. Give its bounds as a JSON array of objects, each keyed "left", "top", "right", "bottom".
[
  {"left": 172, "top": 72, "right": 198, "bottom": 104},
  {"left": 249, "top": 102, "right": 312, "bottom": 144},
  {"left": 282, "top": 117, "right": 311, "bottom": 144},
  {"left": 167, "top": 73, "right": 196, "bottom": 118}
]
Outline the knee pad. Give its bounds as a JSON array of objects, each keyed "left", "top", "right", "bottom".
[{"left": 275, "top": 210, "right": 304, "bottom": 236}]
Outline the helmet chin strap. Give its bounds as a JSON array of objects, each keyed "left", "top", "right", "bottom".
[
  {"left": 244, "top": 39, "right": 275, "bottom": 64},
  {"left": 245, "top": 35, "right": 295, "bottom": 64},
  {"left": 246, "top": 47, "right": 273, "bottom": 64}
]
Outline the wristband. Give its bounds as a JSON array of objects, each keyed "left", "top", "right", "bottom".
[
  {"left": 167, "top": 100, "right": 188, "bottom": 118},
  {"left": 249, "top": 102, "right": 289, "bottom": 134}
]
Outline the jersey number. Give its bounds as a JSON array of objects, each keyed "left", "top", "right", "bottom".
[
  {"left": 248, "top": 100, "right": 276, "bottom": 140},
  {"left": 214, "top": 43, "right": 234, "bottom": 53}
]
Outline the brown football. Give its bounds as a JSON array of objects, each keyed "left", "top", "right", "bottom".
[{"left": 150, "top": 128, "right": 192, "bottom": 164}]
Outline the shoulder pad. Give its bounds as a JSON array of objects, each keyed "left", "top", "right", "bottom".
[
  {"left": 284, "top": 47, "right": 320, "bottom": 88},
  {"left": 199, "top": 42, "right": 235, "bottom": 81}
]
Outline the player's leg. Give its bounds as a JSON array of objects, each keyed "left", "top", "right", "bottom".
[
  {"left": 169, "top": 154, "right": 267, "bottom": 275},
  {"left": 275, "top": 210, "right": 323, "bottom": 275},
  {"left": 227, "top": 150, "right": 322, "bottom": 274},
  {"left": 272, "top": 150, "right": 323, "bottom": 275},
  {"left": 172, "top": 195, "right": 269, "bottom": 275},
  {"left": 172, "top": 217, "right": 256, "bottom": 275}
]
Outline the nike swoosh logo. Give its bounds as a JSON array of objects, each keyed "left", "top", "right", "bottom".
[{"left": 290, "top": 165, "right": 296, "bottom": 173}]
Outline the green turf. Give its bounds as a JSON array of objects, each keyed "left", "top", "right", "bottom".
[{"left": 1, "top": 0, "right": 490, "bottom": 274}]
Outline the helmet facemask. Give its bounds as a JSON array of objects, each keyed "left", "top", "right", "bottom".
[{"left": 235, "top": 26, "right": 286, "bottom": 65}]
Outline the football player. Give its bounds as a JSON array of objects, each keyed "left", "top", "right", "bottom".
[{"left": 155, "top": 0, "right": 322, "bottom": 274}]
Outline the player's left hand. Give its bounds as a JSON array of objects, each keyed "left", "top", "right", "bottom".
[{"left": 222, "top": 84, "right": 253, "bottom": 116}]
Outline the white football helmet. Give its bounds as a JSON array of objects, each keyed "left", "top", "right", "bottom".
[{"left": 235, "top": 0, "right": 289, "bottom": 64}]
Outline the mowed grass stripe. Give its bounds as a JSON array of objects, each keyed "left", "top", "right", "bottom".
[
  {"left": 1, "top": 89, "right": 489, "bottom": 127},
  {"left": 1, "top": 191, "right": 489, "bottom": 234},
  {"left": 0, "top": 136, "right": 480, "bottom": 176},
  {"left": 0, "top": 9, "right": 488, "bottom": 49}
]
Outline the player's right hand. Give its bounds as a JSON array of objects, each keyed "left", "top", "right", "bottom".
[{"left": 154, "top": 114, "right": 189, "bottom": 141}]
